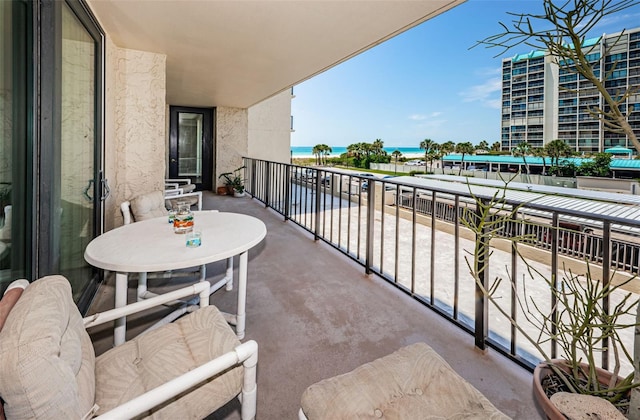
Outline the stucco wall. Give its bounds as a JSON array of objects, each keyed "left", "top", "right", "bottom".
[
  {"left": 215, "top": 107, "right": 248, "bottom": 189},
  {"left": 248, "top": 90, "right": 292, "bottom": 164},
  {"left": 104, "top": 38, "right": 166, "bottom": 230}
]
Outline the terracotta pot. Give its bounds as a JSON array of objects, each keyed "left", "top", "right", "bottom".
[
  {"left": 216, "top": 186, "right": 228, "bottom": 195},
  {"left": 533, "top": 359, "right": 622, "bottom": 420}
]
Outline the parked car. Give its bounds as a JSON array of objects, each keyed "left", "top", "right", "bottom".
[
  {"left": 405, "top": 160, "right": 425, "bottom": 166},
  {"left": 358, "top": 174, "right": 399, "bottom": 193}
]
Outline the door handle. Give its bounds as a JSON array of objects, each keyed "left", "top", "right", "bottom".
[
  {"left": 101, "top": 178, "right": 111, "bottom": 201},
  {"left": 83, "top": 179, "right": 94, "bottom": 201},
  {"left": 171, "top": 158, "right": 177, "bottom": 163}
]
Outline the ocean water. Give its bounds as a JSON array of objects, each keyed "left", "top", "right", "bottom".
[{"left": 291, "top": 146, "right": 424, "bottom": 158}]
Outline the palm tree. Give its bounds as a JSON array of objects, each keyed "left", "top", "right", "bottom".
[
  {"left": 426, "top": 143, "right": 441, "bottom": 171},
  {"left": 312, "top": 145, "right": 322, "bottom": 166},
  {"left": 419, "top": 138, "right": 435, "bottom": 163},
  {"left": 346, "top": 143, "right": 361, "bottom": 159},
  {"left": 532, "top": 147, "right": 548, "bottom": 175},
  {"left": 455, "top": 141, "right": 475, "bottom": 175},
  {"left": 513, "top": 141, "right": 532, "bottom": 173},
  {"left": 440, "top": 141, "right": 455, "bottom": 169},
  {"left": 321, "top": 144, "right": 332, "bottom": 166},
  {"left": 391, "top": 150, "right": 402, "bottom": 174},
  {"left": 491, "top": 142, "right": 502, "bottom": 152},
  {"left": 476, "top": 140, "right": 489, "bottom": 153},
  {"left": 372, "top": 139, "right": 385, "bottom": 156},
  {"left": 545, "top": 139, "right": 573, "bottom": 168}
]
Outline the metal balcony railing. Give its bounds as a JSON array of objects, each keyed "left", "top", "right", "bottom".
[{"left": 243, "top": 158, "right": 640, "bottom": 372}]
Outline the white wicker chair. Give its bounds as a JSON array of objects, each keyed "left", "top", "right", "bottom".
[
  {"left": 164, "top": 187, "right": 203, "bottom": 211},
  {"left": 165, "top": 177, "right": 196, "bottom": 193},
  {"left": 0, "top": 276, "right": 258, "bottom": 419}
]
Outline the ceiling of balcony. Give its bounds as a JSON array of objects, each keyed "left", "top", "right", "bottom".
[{"left": 87, "top": 0, "right": 465, "bottom": 108}]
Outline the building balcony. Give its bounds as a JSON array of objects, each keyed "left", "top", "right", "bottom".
[
  {"left": 88, "top": 188, "right": 540, "bottom": 418},
  {"left": 88, "top": 160, "right": 640, "bottom": 419}
]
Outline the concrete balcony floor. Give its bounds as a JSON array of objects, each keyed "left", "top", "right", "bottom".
[{"left": 88, "top": 192, "right": 542, "bottom": 419}]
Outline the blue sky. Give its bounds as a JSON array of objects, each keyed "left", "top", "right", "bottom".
[{"left": 290, "top": 0, "right": 640, "bottom": 148}]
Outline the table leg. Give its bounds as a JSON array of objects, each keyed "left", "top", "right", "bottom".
[
  {"left": 137, "top": 272, "right": 148, "bottom": 301},
  {"left": 114, "top": 272, "right": 128, "bottom": 346},
  {"left": 236, "top": 251, "right": 248, "bottom": 339},
  {"left": 225, "top": 256, "right": 234, "bottom": 291}
]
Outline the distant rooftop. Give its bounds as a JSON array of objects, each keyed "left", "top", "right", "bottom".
[
  {"left": 511, "top": 50, "right": 545, "bottom": 62},
  {"left": 421, "top": 174, "right": 640, "bottom": 206},
  {"left": 442, "top": 154, "right": 640, "bottom": 172}
]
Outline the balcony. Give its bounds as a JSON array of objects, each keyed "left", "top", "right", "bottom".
[
  {"left": 88, "top": 159, "right": 640, "bottom": 419},
  {"left": 88, "top": 178, "right": 543, "bottom": 419}
]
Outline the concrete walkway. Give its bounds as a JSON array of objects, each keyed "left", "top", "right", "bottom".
[{"left": 88, "top": 192, "right": 542, "bottom": 419}]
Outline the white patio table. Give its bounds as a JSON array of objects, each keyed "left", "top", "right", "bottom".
[{"left": 84, "top": 211, "right": 266, "bottom": 345}]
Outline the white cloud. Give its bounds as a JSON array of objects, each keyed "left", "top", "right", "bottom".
[
  {"left": 459, "top": 77, "right": 502, "bottom": 108},
  {"left": 591, "top": 12, "right": 640, "bottom": 34},
  {"left": 409, "top": 111, "right": 443, "bottom": 121}
]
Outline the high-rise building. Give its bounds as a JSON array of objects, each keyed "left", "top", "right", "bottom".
[{"left": 501, "top": 28, "right": 640, "bottom": 154}]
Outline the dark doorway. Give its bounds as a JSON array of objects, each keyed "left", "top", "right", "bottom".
[{"left": 169, "top": 106, "right": 214, "bottom": 191}]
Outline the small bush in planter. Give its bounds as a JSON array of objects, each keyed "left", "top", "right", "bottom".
[
  {"left": 218, "top": 166, "right": 245, "bottom": 195},
  {"left": 461, "top": 177, "right": 640, "bottom": 413}
]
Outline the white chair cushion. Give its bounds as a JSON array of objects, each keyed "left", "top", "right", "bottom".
[
  {"left": 95, "top": 305, "right": 243, "bottom": 419},
  {"left": 0, "top": 275, "right": 96, "bottom": 419},
  {"left": 301, "top": 342, "right": 510, "bottom": 419},
  {"left": 166, "top": 195, "right": 199, "bottom": 209},
  {"left": 130, "top": 191, "right": 168, "bottom": 221}
]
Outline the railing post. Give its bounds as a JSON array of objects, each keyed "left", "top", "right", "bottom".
[
  {"left": 474, "top": 199, "right": 488, "bottom": 352},
  {"left": 284, "top": 165, "right": 291, "bottom": 221},
  {"left": 453, "top": 195, "right": 460, "bottom": 320},
  {"left": 365, "top": 178, "right": 375, "bottom": 274},
  {"left": 551, "top": 213, "right": 559, "bottom": 359},
  {"left": 602, "top": 220, "right": 611, "bottom": 370},
  {"left": 314, "top": 169, "right": 321, "bottom": 241},
  {"left": 264, "top": 160, "right": 271, "bottom": 208},
  {"left": 510, "top": 212, "right": 519, "bottom": 356},
  {"left": 430, "top": 191, "right": 436, "bottom": 305},
  {"left": 250, "top": 158, "right": 257, "bottom": 198}
]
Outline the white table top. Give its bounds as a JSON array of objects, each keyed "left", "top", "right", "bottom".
[{"left": 85, "top": 211, "right": 266, "bottom": 273}]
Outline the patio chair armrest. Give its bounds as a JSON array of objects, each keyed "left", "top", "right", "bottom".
[
  {"left": 164, "top": 188, "right": 185, "bottom": 197},
  {"left": 93, "top": 340, "right": 258, "bottom": 420},
  {"left": 165, "top": 191, "right": 203, "bottom": 211},
  {"left": 165, "top": 178, "right": 192, "bottom": 185},
  {"left": 83, "top": 281, "right": 211, "bottom": 329}
]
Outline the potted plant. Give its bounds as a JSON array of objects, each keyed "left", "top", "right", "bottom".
[
  {"left": 218, "top": 166, "right": 246, "bottom": 197},
  {"left": 461, "top": 179, "right": 640, "bottom": 418}
]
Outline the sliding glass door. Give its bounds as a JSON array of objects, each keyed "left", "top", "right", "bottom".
[
  {"left": 0, "top": 0, "right": 104, "bottom": 308},
  {"left": 57, "top": 0, "right": 100, "bottom": 302},
  {"left": 0, "top": 0, "right": 31, "bottom": 289}
]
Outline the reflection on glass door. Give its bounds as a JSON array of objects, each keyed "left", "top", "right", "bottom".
[
  {"left": 0, "top": 0, "right": 30, "bottom": 290},
  {"left": 169, "top": 106, "right": 214, "bottom": 191},
  {"left": 178, "top": 113, "right": 203, "bottom": 184},
  {"left": 59, "top": 2, "right": 96, "bottom": 300}
]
